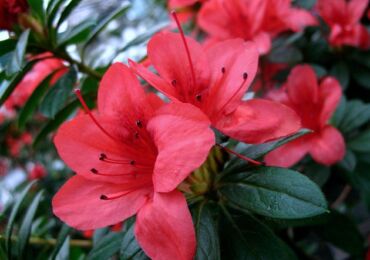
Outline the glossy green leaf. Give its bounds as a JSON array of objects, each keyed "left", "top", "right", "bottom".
[
  {"left": 220, "top": 167, "right": 328, "bottom": 219},
  {"left": 39, "top": 68, "right": 77, "bottom": 118},
  {"left": 87, "top": 232, "right": 124, "bottom": 260},
  {"left": 120, "top": 222, "right": 148, "bottom": 260},
  {"left": 303, "top": 162, "right": 331, "bottom": 187},
  {"left": 6, "top": 30, "right": 30, "bottom": 75},
  {"left": 55, "top": 236, "right": 70, "bottom": 260},
  {"left": 0, "top": 39, "right": 17, "bottom": 57},
  {"left": 348, "top": 129, "right": 370, "bottom": 152},
  {"left": 192, "top": 203, "right": 220, "bottom": 260},
  {"left": 27, "top": 0, "right": 44, "bottom": 20},
  {"left": 17, "top": 73, "right": 55, "bottom": 130},
  {"left": 47, "top": 0, "right": 64, "bottom": 26},
  {"left": 268, "top": 45, "right": 302, "bottom": 64},
  {"left": 57, "top": 21, "right": 95, "bottom": 47},
  {"left": 33, "top": 99, "right": 79, "bottom": 147},
  {"left": 330, "top": 62, "right": 349, "bottom": 89},
  {"left": 338, "top": 149, "right": 357, "bottom": 172},
  {"left": 220, "top": 208, "right": 297, "bottom": 260},
  {"left": 57, "top": 0, "right": 83, "bottom": 27},
  {"left": 16, "top": 190, "right": 44, "bottom": 258},
  {"left": 337, "top": 100, "right": 370, "bottom": 133},
  {"left": 83, "top": 3, "right": 130, "bottom": 48},
  {"left": 50, "top": 225, "right": 71, "bottom": 260},
  {"left": 5, "top": 181, "right": 36, "bottom": 258},
  {"left": 0, "top": 61, "right": 36, "bottom": 106}
]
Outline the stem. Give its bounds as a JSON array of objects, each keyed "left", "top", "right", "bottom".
[
  {"left": 331, "top": 185, "right": 352, "bottom": 208},
  {"left": 216, "top": 144, "right": 263, "bottom": 166},
  {"left": 0, "top": 235, "right": 92, "bottom": 248}
]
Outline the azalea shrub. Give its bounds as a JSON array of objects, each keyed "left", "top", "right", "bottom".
[{"left": 0, "top": 0, "right": 370, "bottom": 259}]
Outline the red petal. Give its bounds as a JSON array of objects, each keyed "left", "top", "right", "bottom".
[
  {"left": 265, "top": 136, "right": 312, "bottom": 167},
  {"left": 216, "top": 99, "right": 301, "bottom": 144},
  {"left": 148, "top": 102, "right": 215, "bottom": 192},
  {"left": 319, "top": 77, "right": 342, "bottom": 126},
  {"left": 287, "top": 65, "right": 319, "bottom": 105},
  {"left": 252, "top": 32, "right": 272, "bottom": 55},
  {"left": 52, "top": 176, "right": 150, "bottom": 230},
  {"left": 54, "top": 115, "right": 153, "bottom": 184},
  {"left": 147, "top": 31, "right": 210, "bottom": 103},
  {"left": 204, "top": 39, "right": 259, "bottom": 118},
  {"left": 348, "top": 0, "right": 369, "bottom": 24},
  {"left": 169, "top": 0, "right": 199, "bottom": 8},
  {"left": 135, "top": 191, "right": 196, "bottom": 260},
  {"left": 309, "top": 126, "right": 345, "bottom": 165},
  {"left": 284, "top": 8, "right": 317, "bottom": 31}
]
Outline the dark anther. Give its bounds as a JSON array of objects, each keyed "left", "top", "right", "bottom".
[
  {"left": 91, "top": 168, "right": 98, "bottom": 174},
  {"left": 134, "top": 131, "right": 139, "bottom": 139},
  {"left": 221, "top": 67, "right": 226, "bottom": 74},
  {"left": 171, "top": 80, "right": 177, "bottom": 86},
  {"left": 136, "top": 120, "right": 143, "bottom": 128},
  {"left": 100, "top": 194, "right": 108, "bottom": 200},
  {"left": 243, "top": 72, "right": 248, "bottom": 80},
  {"left": 196, "top": 94, "right": 202, "bottom": 102},
  {"left": 130, "top": 160, "right": 136, "bottom": 165},
  {"left": 99, "top": 153, "right": 107, "bottom": 160}
]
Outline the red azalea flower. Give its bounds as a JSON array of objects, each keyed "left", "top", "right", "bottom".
[
  {"left": 317, "top": 0, "right": 370, "bottom": 49},
  {"left": 265, "top": 65, "right": 346, "bottom": 167},
  {"left": 197, "top": 0, "right": 317, "bottom": 54},
  {"left": 3, "top": 53, "right": 67, "bottom": 112},
  {"left": 52, "top": 63, "right": 214, "bottom": 260},
  {"left": 129, "top": 23, "right": 300, "bottom": 145},
  {"left": 28, "top": 163, "right": 46, "bottom": 180},
  {"left": 0, "top": 0, "right": 28, "bottom": 30}
]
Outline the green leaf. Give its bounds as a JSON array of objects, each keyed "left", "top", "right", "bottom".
[
  {"left": 27, "top": 0, "right": 44, "bottom": 20},
  {"left": 87, "top": 232, "right": 124, "bottom": 260},
  {"left": 120, "top": 222, "right": 148, "bottom": 260},
  {"left": 220, "top": 167, "right": 328, "bottom": 219},
  {"left": 192, "top": 203, "right": 220, "bottom": 260},
  {"left": 56, "top": 0, "right": 83, "bottom": 27},
  {"left": 351, "top": 63, "right": 370, "bottom": 89},
  {"left": 50, "top": 225, "right": 71, "bottom": 260},
  {"left": 0, "top": 39, "right": 17, "bottom": 57},
  {"left": 5, "top": 181, "right": 36, "bottom": 258},
  {"left": 83, "top": 3, "right": 130, "bottom": 48},
  {"left": 6, "top": 30, "right": 30, "bottom": 75},
  {"left": 338, "top": 149, "right": 357, "bottom": 172},
  {"left": 33, "top": 99, "right": 79, "bottom": 147},
  {"left": 337, "top": 100, "right": 370, "bottom": 134},
  {"left": 331, "top": 97, "right": 346, "bottom": 127},
  {"left": 57, "top": 21, "right": 95, "bottom": 46},
  {"left": 330, "top": 62, "right": 349, "bottom": 89},
  {"left": 39, "top": 68, "right": 77, "bottom": 118},
  {"left": 348, "top": 129, "right": 370, "bottom": 152},
  {"left": 268, "top": 45, "right": 303, "bottom": 64},
  {"left": 17, "top": 73, "right": 55, "bottom": 130},
  {"left": 0, "top": 61, "right": 36, "bottom": 106},
  {"left": 55, "top": 236, "right": 70, "bottom": 260},
  {"left": 316, "top": 211, "right": 365, "bottom": 256},
  {"left": 303, "top": 162, "right": 331, "bottom": 187},
  {"left": 220, "top": 207, "right": 297, "bottom": 260},
  {"left": 47, "top": 0, "right": 64, "bottom": 27},
  {"left": 16, "top": 190, "right": 44, "bottom": 259}
]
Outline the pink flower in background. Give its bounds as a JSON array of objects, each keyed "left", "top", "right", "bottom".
[
  {"left": 265, "top": 65, "right": 346, "bottom": 167},
  {"left": 28, "top": 163, "right": 46, "bottom": 180},
  {"left": 0, "top": 0, "right": 28, "bottom": 30},
  {"left": 317, "top": 0, "right": 370, "bottom": 49}
]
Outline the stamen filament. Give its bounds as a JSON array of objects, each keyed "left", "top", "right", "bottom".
[
  {"left": 171, "top": 11, "right": 197, "bottom": 89},
  {"left": 74, "top": 89, "right": 117, "bottom": 142},
  {"left": 216, "top": 144, "right": 263, "bottom": 166}
]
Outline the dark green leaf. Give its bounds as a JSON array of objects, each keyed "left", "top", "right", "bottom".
[
  {"left": 0, "top": 39, "right": 17, "bottom": 57},
  {"left": 310, "top": 63, "right": 327, "bottom": 78},
  {"left": 87, "top": 232, "right": 124, "bottom": 260},
  {"left": 47, "top": 0, "right": 64, "bottom": 26},
  {"left": 120, "top": 222, "right": 148, "bottom": 260},
  {"left": 352, "top": 63, "right": 370, "bottom": 89},
  {"left": 57, "top": 0, "right": 83, "bottom": 27},
  {"left": 39, "top": 68, "right": 77, "bottom": 118},
  {"left": 16, "top": 190, "right": 44, "bottom": 258},
  {"left": 83, "top": 3, "right": 130, "bottom": 48},
  {"left": 338, "top": 149, "right": 357, "bottom": 172},
  {"left": 331, "top": 97, "right": 346, "bottom": 127},
  {"left": 220, "top": 167, "right": 328, "bottom": 219},
  {"left": 0, "top": 61, "right": 36, "bottom": 106},
  {"left": 33, "top": 99, "right": 79, "bottom": 147},
  {"left": 27, "top": 0, "right": 44, "bottom": 20},
  {"left": 5, "top": 181, "right": 36, "bottom": 258},
  {"left": 303, "top": 162, "right": 331, "bottom": 187},
  {"left": 55, "top": 236, "right": 70, "bottom": 260},
  {"left": 17, "top": 73, "right": 55, "bottom": 130},
  {"left": 330, "top": 62, "right": 349, "bottom": 89},
  {"left": 50, "top": 225, "right": 71, "bottom": 260},
  {"left": 192, "top": 203, "right": 220, "bottom": 260},
  {"left": 293, "top": 0, "right": 316, "bottom": 9},
  {"left": 220, "top": 208, "right": 297, "bottom": 260},
  {"left": 348, "top": 129, "right": 370, "bottom": 152},
  {"left": 269, "top": 45, "right": 303, "bottom": 64},
  {"left": 57, "top": 21, "right": 95, "bottom": 46},
  {"left": 6, "top": 30, "right": 30, "bottom": 75},
  {"left": 337, "top": 100, "right": 370, "bottom": 133},
  {"left": 316, "top": 211, "right": 365, "bottom": 256}
]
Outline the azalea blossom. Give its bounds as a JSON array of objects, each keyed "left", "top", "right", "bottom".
[
  {"left": 3, "top": 53, "right": 67, "bottom": 114},
  {"left": 129, "top": 19, "right": 301, "bottom": 145},
  {"left": 0, "top": 0, "right": 28, "bottom": 30},
  {"left": 197, "top": 0, "right": 317, "bottom": 54},
  {"left": 265, "top": 65, "right": 346, "bottom": 167},
  {"left": 317, "top": 0, "right": 370, "bottom": 49},
  {"left": 28, "top": 163, "right": 46, "bottom": 180},
  {"left": 52, "top": 63, "right": 214, "bottom": 259}
]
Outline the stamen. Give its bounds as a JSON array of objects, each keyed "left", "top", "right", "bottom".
[
  {"left": 100, "top": 190, "right": 131, "bottom": 200},
  {"left": 216, "top": 144, "right": 263, "bottom": 166},
  {"left": 171, "top": 11, "right": 196, "bottom": 88},
  {"left": 74, "top": 89, "right": 117, "bottom": 141}
]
